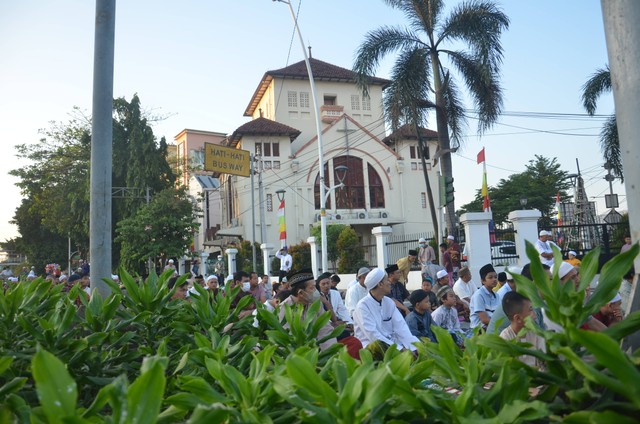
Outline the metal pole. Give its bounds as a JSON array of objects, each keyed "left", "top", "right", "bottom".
[
  {"left": 146, "top": 187, "right": 153, "bottom": 275},
  {"left": 89, "top": 0, "right": 115, "bottom": 298},
  {"left": 258, "top": 152, "right": 267, "bottom": 244},
  {"left": 278, "top": 0, "right": 328, "bottom": 272},
  {"left": 601, "top": 0, "right": 640, "bottom": 349},
  {"left": 250, "top": 154, "right": 257, "bottom": 271},
  {"left": 68, "top": 235, "right": 71, "bottom": 275}
]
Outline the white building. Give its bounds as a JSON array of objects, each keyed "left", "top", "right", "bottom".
[{"left": 216, "top": 58, "right": 442, "bottom": 268}]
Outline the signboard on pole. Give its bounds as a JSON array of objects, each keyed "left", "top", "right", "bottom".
[{"left": 204, "top": 143, "right": 251, "bottom": 177}]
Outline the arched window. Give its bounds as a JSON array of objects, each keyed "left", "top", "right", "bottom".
[
  {"left": 334, "top": 156, "right": 365, "bottom": 209},
  {"left": 368, "top": 164, "right": 385, "bottom": 208}
]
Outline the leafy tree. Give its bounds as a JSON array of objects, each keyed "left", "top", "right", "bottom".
[
  {"left": 581, "top": 65, "right": 622, "bottom": 180},
  {"left": 272, "top": 242, "right": 312, "bottom": 275},
  {"left": 458, "top": 155, "right": 571, "bottom": 227},
  {"left": 354, "top": 0, "right": 509, "bottom": 234},
  {"left": 10, "top": 95, "right": 176, "bottom": 268},
  {"left": 336, "top": 226, "right": 366, "bottom": 273},
  {"left": 235, "top": 240, "right": 263, "bottom": 274},
  {"left": 115, "top": 187, "right": 199, "bottom": 271},
  {"left": 310, "top": 224, "right": 347, "bottom": 268}
]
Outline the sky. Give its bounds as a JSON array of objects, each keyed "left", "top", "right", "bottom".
[{"left": 0, "top": 0, "right": 625, "bottom": 243}]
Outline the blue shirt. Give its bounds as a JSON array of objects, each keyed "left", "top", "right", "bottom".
[
  {"left": 405, "top": 310, "right": 437, "bottom": 342},
  {"left": 470, "top": 286, "right": 500, "bottom": 329}
]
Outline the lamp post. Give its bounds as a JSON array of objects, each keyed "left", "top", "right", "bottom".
[
  {"left": 520, "top": 196, "right": 528, "bottom": 209},
  {"left": 273, "top": 0, "right": 333, "bottom": 271}
]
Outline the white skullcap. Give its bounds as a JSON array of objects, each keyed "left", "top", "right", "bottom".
[
  {"left": 554, "top": 262, "right": 575, "bottom": 279},
  {"left": 168, "top": 259, "right": 174, "bottom": 263},
  {"left": 568, "top": 251, "right": 577, "bottom": 257},
  {"left": 447, "top": 235, "right": 455, "bottom": 240},
  {"left": 505, "top": 266, "right": 522, "bottom": 280},
  {"left": 364, "top": 268, "right": 385, "bottom": 290},
  {"left": 539, "top": 230, "right": 552, "bottom": 237},
  {"left": 418, "top": 237, "right": 426, "bottom": 243},
  {"left": 436, "top": 269, "right": 449, "bottom": 280},
  {"left": 206, "top": 274, "right": 218, "bottom": 282}
]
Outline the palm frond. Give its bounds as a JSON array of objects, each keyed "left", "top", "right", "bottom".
[
  {"left": 384, "top": 0, "right": 444, "bottom": 35},
  {"left": 438, "top": 0, "right": 509, "bottom": 72},
  {"left": 353, "top": 26, "right": 426, "bottom": 96},
  {"left": 600, "top": 114, "right": 623, "bottom": 180},
  {"left": 382, "top": 46, "right": 433, "bottom": 129},
  {"left": 445, "top": 49, "right": 503, "bottom": 133},
  {"left": 441, "top": 74, "right": 467, "bottom": 148},
  {"left": 581, "top": 65, "right": 611, "bottom": 115}
]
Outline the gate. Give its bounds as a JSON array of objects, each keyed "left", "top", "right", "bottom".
[
  {"left": 386, "top": 232, "right": 435, "bottom": 268},
  {"left": 491, "top": 222, "right": 519, "bottom": 266}
]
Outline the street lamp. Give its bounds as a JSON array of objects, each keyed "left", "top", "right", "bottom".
[
  {"left": 520, "top": 196, "right": 528, "bottom": 209},
  {"left": 323, "top": 165, "right": 348, "bottom": 203},
  {"left": 274, "top": 0, "right": 331, "bottom": 274},
  {"left": 275, "top": 189, "right": 286, "bottom": 202}
]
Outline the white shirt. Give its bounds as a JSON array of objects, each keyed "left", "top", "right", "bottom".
[
  {"left": 431, "top": 305, "right": 462, "bottom": 333},
  {"left": 353, "top": 294, "right": 419, "bottom": 351},
  {"left": 326, "top": 289, "right": 352, "bottom": 323},
  {"left": 345, "top": 282, "right": 368, "bottom": 317},
  {"left": 347, "top": 278, "right": 359, "bottom": 289},
  {"left": 496, "top": 283, "right": 512, "bottom": 302},
  {"left": 275, "top": 251, "right": 292, "bottom": 271},
  {"left": 535, "top": 239, "right": 554, "bottom": 267},
  {"left": 470, "top": 286, "right": 500, "bottom": 329},
  {"left": 453, "top": 278, "right": 477, "bottom": 305}
]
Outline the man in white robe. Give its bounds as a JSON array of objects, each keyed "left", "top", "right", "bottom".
[
  {"left": 353, "top": 268, "right": 419, "bottom": 351},
  {"left": 345, "top": 267, "right": 370, "bottom": 317}
]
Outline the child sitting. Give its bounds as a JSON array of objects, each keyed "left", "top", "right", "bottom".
[
  {"left": 499, "top": 291, "right": 546, "bottom": 369},
  {"left": 431, "top": 286, "right": 466, "bottom": 347},
  {"left": 405, "top": 289, "right": 437, "bottom": 342}
]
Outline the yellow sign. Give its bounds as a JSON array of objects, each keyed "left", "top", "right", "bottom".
[{"left": 204, "top": 143, "right": 251, "bottom": 177}]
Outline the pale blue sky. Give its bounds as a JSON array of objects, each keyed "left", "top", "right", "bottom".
[{"left": 0, "top": 0, "right": 623, "bottom": 242}]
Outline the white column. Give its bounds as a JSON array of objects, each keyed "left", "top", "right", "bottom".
[
  {"left": 225, "top": 248, "right": 238, "bottom": 276},
  {"left": 460, "top": 212, "right": 492, "bottom": 282},
  {"left": 307, "top": 237, "right": 319, "bottom": 278},
  {"left": 261, "top": 243, "right": 274, "bottom": 277},
  {"left": 178, "top": 257, "right": 186, "bottom": 275},
  {"left": 372, "top": 226, "right": 393, "bottom": 269},
  {"left": 508, "top": 209, "right": 542, "bottom": 267},
  {"left": 199, "top": 251, "right": 209, "bottom": 276}
]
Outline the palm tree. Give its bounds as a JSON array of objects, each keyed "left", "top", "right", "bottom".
[
  {"left": 353, "top": 0, "right": 509, "bottom": 236},
  {"left": 581, "top": 65, "right": 622, "bottom": 180}
]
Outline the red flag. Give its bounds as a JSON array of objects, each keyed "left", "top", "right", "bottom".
[{"left": 477, "top": 148, "right": 485, "bottom": 164}]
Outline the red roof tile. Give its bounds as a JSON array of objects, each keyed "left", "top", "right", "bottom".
[
  {"left": 245, "top": 58, "right": 389, "bottom": 117},
  {"left": 382, "top": 124, "right": 439, "bottom": 145},
  {"left": 228, "top": 117, "right": 301, "bottom": 147}
]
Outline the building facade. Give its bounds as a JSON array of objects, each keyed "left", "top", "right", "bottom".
[{"left": 215, "top": 58, "right": 442, "bottom": 270}]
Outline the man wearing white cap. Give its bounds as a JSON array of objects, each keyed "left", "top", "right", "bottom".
[
  {"left": 345, "top": 267, "right": 370, "bottom": 317},
  {"left": 535, "top": 230, "right": 555, "bottom": 267},
  {"left": 353, "top": 268, "right": 420, "bottom": 351},
  {"left": 418, "top": 237, "right": 436, "bottom": 274}
]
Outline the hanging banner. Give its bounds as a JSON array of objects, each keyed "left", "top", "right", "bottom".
[{"left": 204, "top": 143, "right": 251, "bottom": 177}]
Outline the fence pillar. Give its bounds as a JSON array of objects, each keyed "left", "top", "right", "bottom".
[
  {"left": 199, "top": 251, "right": 209, "bottom": 276},
  {"left": 178, "top": 256, "right": 186, "bottom": 275},
  {"left": 460, "top": 212, "right": 492, "bottom": 282},
  {"left": 307, "top": 237, "right": 320, "bottom": 279},
  {"left": 372, "top": 226, "right": 393, "bottom": 269},
  {"left": 225, "top": 248, "right": 238, "bottom": 276},
  {"left": 261, "top": 243, "right": 274, "bottom": 277},
  {"left": 508, "top": 209, "right": 542, "bottom": 267}
]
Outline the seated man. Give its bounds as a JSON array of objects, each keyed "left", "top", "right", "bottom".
[
  {"left": 353, "top": 268, "right": 419, "bottom": 351},
  {"left": 385, "top": 264, "right": 410, "bottom": 316},
  {"left": 453, "top": 266, "right": 476, "bottom": 307},
  {"left": 499, "top": 291, "right": 546, "bottom": 369},
  {"left": 469, "top": 264, "right": 500, "bottom": 331},
  {"left": 345, "top": 267, "right": 370, "bottom": 317}
]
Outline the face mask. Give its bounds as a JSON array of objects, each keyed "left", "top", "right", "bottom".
[
  {"left": 419, "top": 243, "right": 426, "bottom": 248},
  {"left": 242, "top": 282, "right": 251, "bottom": 292}
]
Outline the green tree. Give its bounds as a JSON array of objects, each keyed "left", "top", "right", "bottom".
[
  {"left": 354, "top": 0, "right": 509, "bottom": 235},
  {"left": 336, "top": 226, "right": 365, "bottom": 273},
  {"left": 235, "top": 240, "right": 263, "bottom": 274},
  {"left": 10, "top": 95, "right": 176, "bottom": 269},
  {"left": 115, "top": 187, "right": 199, "bottom": 271},
  {"left": 458, "top": 155, "right": 571, "bottom": 227},
  {"left": 581, "top": 65, "right": 622, "bottom": 180},
  {"left": 310, "top": 224, "right": 347, "bottom": 269}
]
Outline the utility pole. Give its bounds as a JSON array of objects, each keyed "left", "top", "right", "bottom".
[
  {"left": 257, "top": 148, "right": 267, "bottom": 244},
  {"left": 89, "top": 0, "right": 115, "bottom": 298},
  {"left": 250, "top": 154, "right": 257, "bottom": 271}
]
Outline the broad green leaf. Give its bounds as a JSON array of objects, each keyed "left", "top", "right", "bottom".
[
  {"left": 564, "top": 410, "right": 639, "bottom": 424},
  {"left": 495, "top": 399, "right": 549, "bottom": 423},
  {"left": 575, "top": 247, "right": 600, "bottom": 293},
  {"left": 0, "top": 357, "right": 13, "bottom": 375},
  {"left": 32, "top": 348, "right": 78, "bottom": 422},
  {"left": 603, "top": 310, "right": 640, "bottom": 340},
  {"left": 188, "top": 403, "right": 233, "bottom": 423},
  {"left": 126, "top": 356, "right": 167, "bottom": 424},
  {"left": 0, "top": 377, "right": 27, "bottom": 398},
  {"left": 285, "top": 354, "right": 338, "bottom": 406}
]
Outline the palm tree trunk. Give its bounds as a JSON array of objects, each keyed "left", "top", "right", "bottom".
[
  {"left": 431, "top": 56, "right": 457, "bottom": 237},
  {"left": 415, "top": 122, "right": 439, "bottom": 239}
]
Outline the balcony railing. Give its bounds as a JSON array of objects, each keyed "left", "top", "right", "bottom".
[{"left": 320, "top": 105, "right": 344, "bottom": 123}]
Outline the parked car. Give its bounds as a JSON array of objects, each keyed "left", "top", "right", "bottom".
[{"left": 458, "top": 240, "right": 518, "bottom": 267}]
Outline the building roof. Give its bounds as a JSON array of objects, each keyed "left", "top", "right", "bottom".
[
  {"left": 244, "top": 58, "right": 390, "bottom": 116},
  {"left": 227, "top": 117, "right": 301, "bottom": 148},
  {"left": 193, "top": 175, "right": 220, "bottom": 190},
  {"left": 381, "top": 124, "right": 439, "bottom": 145}
]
